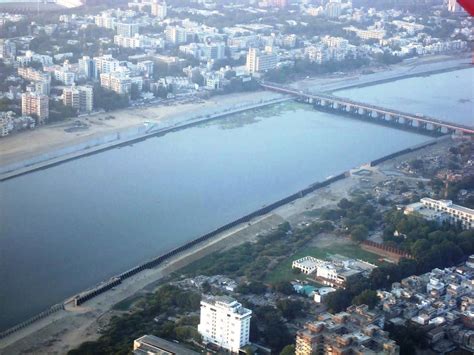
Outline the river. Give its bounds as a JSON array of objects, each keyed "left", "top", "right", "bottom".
[{"left": 0, "top": 69, "right": 471, "bottom": 331}]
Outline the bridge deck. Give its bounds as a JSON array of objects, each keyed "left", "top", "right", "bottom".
[{"left": 261, "top": 83, "right": 474, "bottom": 134}]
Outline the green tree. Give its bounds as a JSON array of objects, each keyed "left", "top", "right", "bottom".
[
  {"left": 280, "top": 344, "right": 295, "bottom": 355},
  {"left": 350, "top": 224, "right": 368, "bottom": 242},
  {"left": 352, "top": 290, "right": 379, "bottom": 309}
]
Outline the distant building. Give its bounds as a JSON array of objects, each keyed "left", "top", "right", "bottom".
[
  {"left": 295, "top": 305, "right": 399, "bottom": 355},
  {"left": 421, "top": 198, "right": 473, "bottom": 229},
  {"left": 165, "top": 26, "right": 189, "bottom": 45},
  {"left": 0, "top": 39, "right": 16, "bottom": 59},
  {"left": 447, "top": 0, "right": 463, "bottom": 12},
  {"left": 151, "top": 1, "right": 167, "bottom": 19},
  {"left": 326, "top": 0, "right": 342, "bottom": 18},
  {"left": 100, "top": 71, "right": 132, "bottom": 95},
  {"left": 198, "top": 296, "right": 252, "bottom": 353},
  {"left": 21, "top": 92, "right": 49, "bottom": 124},
  {"left": 246, "top": 47, "right": 278, "bottom": 74},
  {"left": 63, "top": 85, "right": 93, "bottom": 113},
  {"left": 133, "top": 334, "right": 198, "bottom": 355},
  {"left": 116, "top": 22, "right": 139, "bottom": 37},
  {"left": 93, "top": 55, "right": 120, "bottom": 79}
]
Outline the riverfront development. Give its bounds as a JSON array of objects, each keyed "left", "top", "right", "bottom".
[{"left": 1, "top": 0, "right": 474, "bottom": 354}]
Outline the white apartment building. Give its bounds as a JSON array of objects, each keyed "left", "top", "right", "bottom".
[
  {"left": 151, "top": 1, "right": 167, "bottom": 19},
  {"left": 246, "top": 48, "right": 278, "bottom": 74},
  {"left": 54, "top": 69, "right": 76, "bottom": 86},
  {"left": 21, "top": 92, "right": 49, "bottom": 124},
  {"left": 165, "top": 26, "right": 188, "bottom": 45},
  {"left": 100, "top": 71, "right": 132, "bottom": 95},
  {"left": 198, "top": 296, "right": 252, "bottom": 353},
  {"left": 114, "top": 34, "right": 164, "bottom": 49},
  {"left": 63, "top": 85, "right": 93, "bottom": 113},
  {"left": 93, "top": 55, "right": 120, "bottom": 78},
  {"left": 94, "top": 14, "right": 116, "bottom": 30},
  {"left": 116, "top": 22, "right": 139, "bottom": 37},
  {"left": 420, "top": 198, "right": 474, "bottom": 229}
]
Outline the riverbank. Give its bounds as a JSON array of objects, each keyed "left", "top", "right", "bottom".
[
  {"left": 0, "top": 54, "right": 469, "bottom": 178},
  {"left": 0, "top": 136, "right": 452, "bottom": 354}
]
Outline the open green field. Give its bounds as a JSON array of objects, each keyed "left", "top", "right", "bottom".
[{"left": 265, "top": 243, "right": 381, "bottom": 284}]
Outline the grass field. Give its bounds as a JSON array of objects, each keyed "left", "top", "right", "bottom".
[{"left": 265, "top": 243, "right": 381, "bottom": 284}]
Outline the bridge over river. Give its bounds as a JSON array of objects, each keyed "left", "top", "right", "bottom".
[{"left": 261, "top": 82, "right": 474, "bottom": 135}]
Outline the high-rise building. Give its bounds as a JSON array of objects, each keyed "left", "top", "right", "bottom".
[
  {"left": 246, "top": 47, "right": 278, "bottom": 74},
  {"left": 93, "top": 55, "right": 120, "bottom": 79},
  {"left": 197, "top": 296, "right": 252, "bottom": 353},
  {"left": 100, "top": 71, "right": 132, "bottom": 95},
  {"left": 21, "top": 92, "right": 49, "bottom": 124},
  {"left": 326, "top": 0, "right": 342, "bottom": 18},
  {"left": 165, "top": 26, "right": 188, "bottom": 45},
  {"left": 0, "top": 39, "right": 16, "bottom": 59},
  {"left": 116, "top": 22, "right": 140, "bottom": 37},
  {"left": 63, "top": 85, "right": 93, "bottom": 113},
  {"left": 272, "top": 0, "right": 288, "bottom": 8},
  {"left": 151, "top": 1, "right": 167, "bottom": 19},
  {"left": 78, "top": 56, "right": 95, "bottom": 80}
]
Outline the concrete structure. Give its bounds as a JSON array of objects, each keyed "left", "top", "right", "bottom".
[
  {"left": 198, "top": 296, "right": 252, "bottom": 353},
  {"left": 133, "top": 334, "right": 198, "bottom": 355},
  {"left": 21, "top": 92, "right": 49, "bottom": 124},
  {"left": 100, "top": 71, "right": 132, "bottom": 95},
  {"left": 379, "top": 258, "right": 474, "bottom": 353},
  {"left": 420, "top": 198, "right": 473, "bottom": 229},
  {"left": 292, "top": 256, "right": 374, "bottom": 288},
  {"left": 63, "top": 85, "right": 93, "bottom": 113},
  {"left": 261, "top": 83, "right": 474, "bottom": 135},
  {"left": 295, "top": 305, "right": 399, "bottom": 355},
  {"left": 93, "top": 55, "right": 120, "bottom": 79},
  {"left": 246, "top": 48, "right": 278, "bottom": 74},
  {"left": 0, "top": 39, "right": 16, "bottom": 59},
  {"left": 116, "top": 22, "right": 139, "bottom": 37},
  {"left": 325, "top": 0, "right": 342, "bottom": 18},
  {"left": 151, "top": 1, "right": 167, "bottom": 19}
]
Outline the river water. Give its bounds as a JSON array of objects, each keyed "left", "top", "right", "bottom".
[{"left": 0, "top": 69, "right": 471, "bottom": 331}]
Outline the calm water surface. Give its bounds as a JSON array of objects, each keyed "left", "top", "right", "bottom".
[
  {"left": 1, "top": 70, "right": 469, "bottom": 330},
  {"left": 336, "top": 67, "right": 474, "bottom": 126}
]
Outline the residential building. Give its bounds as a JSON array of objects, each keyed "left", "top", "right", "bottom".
[
  {"left": 133, "top": 334, "right": 198, "bottom": 355},
  {"left": 326, "top": 0, "right": 342, "bottom": 18},
  {"left": 295, "top": 305, "right": 399, "bottom": 355},
  {"left": 198, "top": 296, "right": 252, "bottom": 353},
  {"left": 379, "top": 258, "right": 474, "bottom": 353},
  {"left": 116, "top": 22, "right": 139, "bottom": 37},
  {"left": 94, "top": 13, "right": 116, "bottom": 30},
  {"left": 114, "top": 34, "right": 164, "bottom": 49},
  {"left": 21, "top": 92, "right": 49, "bottom": 124},
  {"left": 63, "top": 85, "right": 93, "bottom": 113},
  {"left": 100, "top": 71, "right": 132, "bottom": 95},
  {"left": 93, "top": 55, "right": 120, "bottom": 79},
  {"left": 0, "top": 39, "right": 16, "bottom": 59},
  {"left": 151, "top": 1, "right": 167, "bottom": 19},
  {"left": 246, "top": 47, "right": 278, "bottom": 74},
  {"left": 165, "top": 26, "right": 188, "bottom": 45},
  {"left": 78, "top": 56, "right": 95, "bottom": 79}
]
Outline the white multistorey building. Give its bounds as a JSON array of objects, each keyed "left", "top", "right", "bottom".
[
  {"left": 246, "top": 47, "right": 278, "bottom": 74},
  {"left": 63, "top": 85, "right": 93, "bottom": 113},
  {"left": 420, "top": 198, "right": 474, "bottom": 229},
  {"left": 198, "top": 296, "right": 252, "bottom": 353}
]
